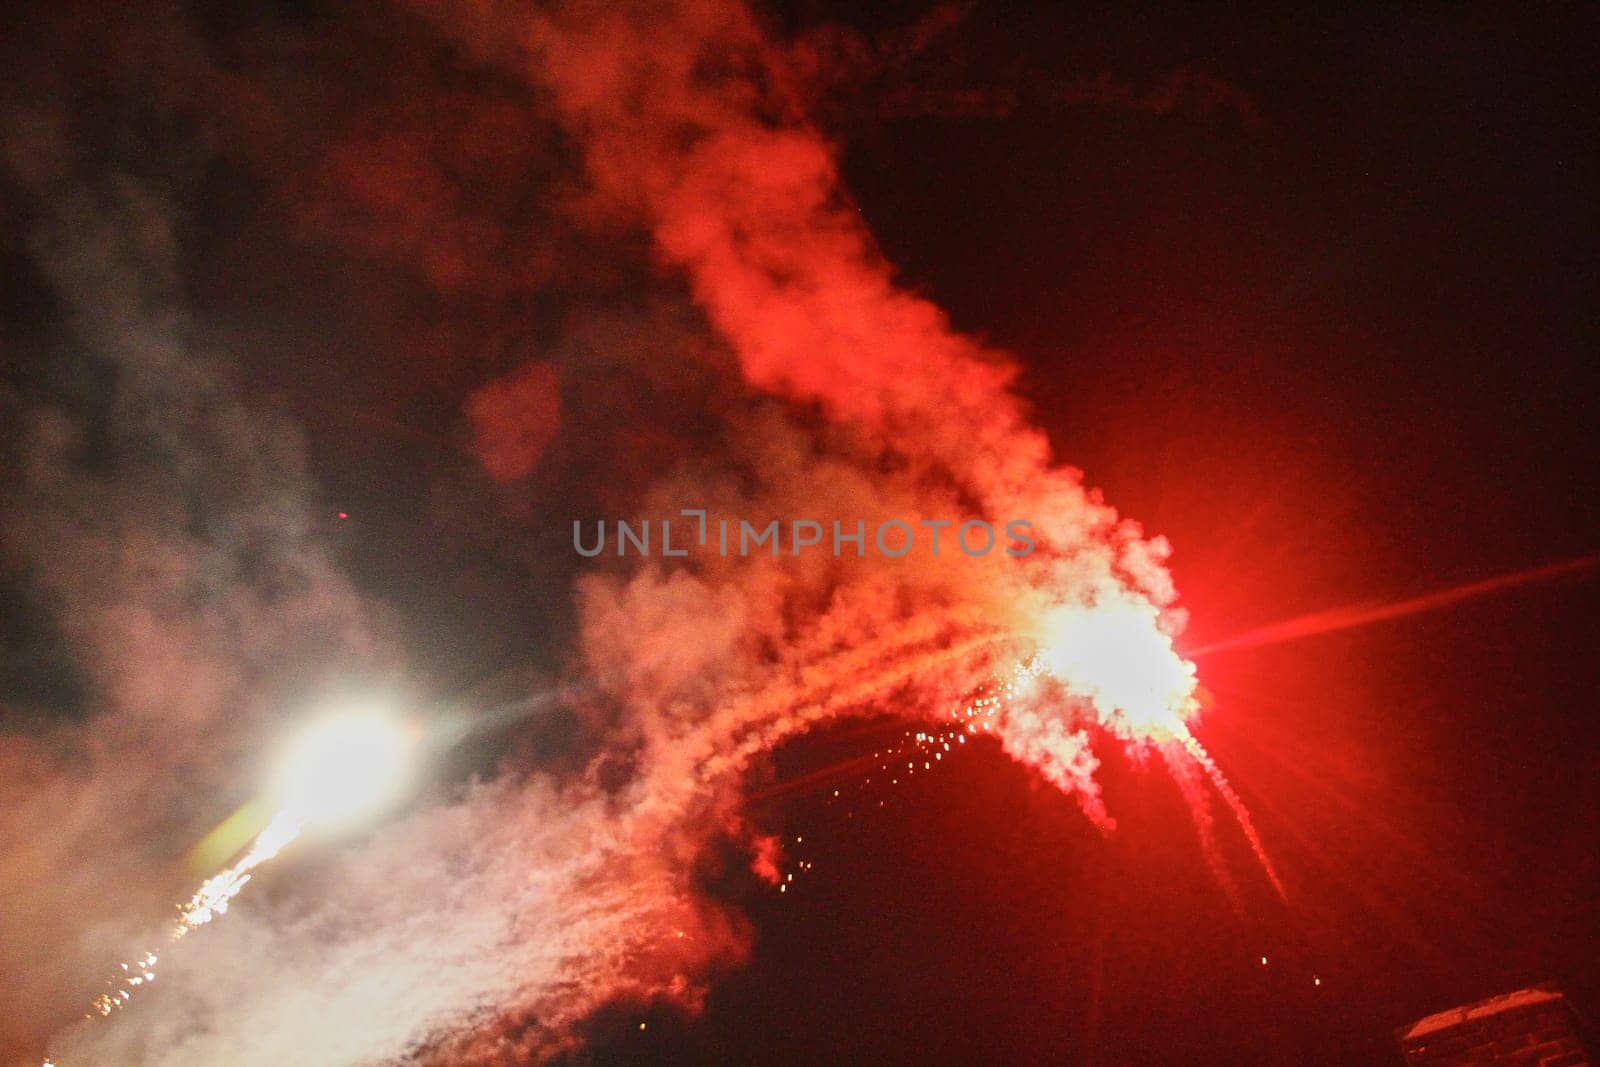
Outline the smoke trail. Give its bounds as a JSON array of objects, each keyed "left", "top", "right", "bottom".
[{"left": 1161, "top": 742, "right": 1241, "bottom": 906}]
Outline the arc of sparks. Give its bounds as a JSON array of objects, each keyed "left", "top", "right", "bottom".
[{"left": 81, "top": 809, "right": 304, "bottom": 1022}]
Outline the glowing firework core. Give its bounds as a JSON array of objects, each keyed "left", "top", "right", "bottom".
[
  {"left": 1036, "top": 598, "right": 1200, "bottom": 742},
  {"left": 273, "top": 707, "right": 415, "bottom": 831}
]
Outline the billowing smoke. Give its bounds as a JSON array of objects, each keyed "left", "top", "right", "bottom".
[
  {"left": 2, "top": 2, "right": 1203, "bottom": 1064},
  {"left": 427, "top": 0, "right": 1193, "bottom": 813},
  {"left": 0, "top": 91, "right": 391, "bottom": 1056}
]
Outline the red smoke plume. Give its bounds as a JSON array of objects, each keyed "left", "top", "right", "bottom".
[{"left": 9, "top": 3, "right": 1241, "bottom": 1064}]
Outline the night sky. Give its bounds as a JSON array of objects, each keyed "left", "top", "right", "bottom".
[{"left": 1, "top": 3, "right": 1596, "bottom": 1065}]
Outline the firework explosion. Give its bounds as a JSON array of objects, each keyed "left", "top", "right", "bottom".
[{"left": 0, "top": 0, "right": 1458, "bottom": 1064}]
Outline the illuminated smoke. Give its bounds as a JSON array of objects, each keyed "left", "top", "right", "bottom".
[
  {"left": 0, "top": 82, "right": 390, "bottom": 1060},
  {"left": 5, "top": 2, "right": 1280, "bottom": 1065},
  {"left": 485, "top": 0, "right": 1213, "bottom": 824}
]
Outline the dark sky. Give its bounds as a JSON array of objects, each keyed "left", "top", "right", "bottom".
[
  {"left": 576, "top": 5, "right": 1599, "bottom": 1064},
  {"left": 2, "top": 3, "right": 1596, "bottom": 1065}
]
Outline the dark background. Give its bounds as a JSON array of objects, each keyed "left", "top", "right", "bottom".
[{"left": 576, "top": 5, "right": 1599, "bottom": 1064}]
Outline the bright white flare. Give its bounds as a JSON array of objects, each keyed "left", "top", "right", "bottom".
[
  {"left": 62, "top": 707, "right": 417, "bottom": 1044},
  {"left": 1035, "top": 596, "right": 1199, "bottom": 742},
  {"left": 273, "top": 707, "right": 415, "bottom": 831}
]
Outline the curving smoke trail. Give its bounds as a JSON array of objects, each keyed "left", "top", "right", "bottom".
[
  {"left": 4, "top": 2, "right": 1266, "bottom": 1065},
  {"left": 428, "top": 0, "right": 1201, "bottom": 816}
]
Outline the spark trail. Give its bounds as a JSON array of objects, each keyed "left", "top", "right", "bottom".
[
  {"left": 42, "top": 815, "right": 300, "bottom": 1064},
  {"left": 58, "top": 705, "right": 415, "bottom": 1057},
  {"left": 80, "top": 810, "right": 305, "bottom": 1024}
]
